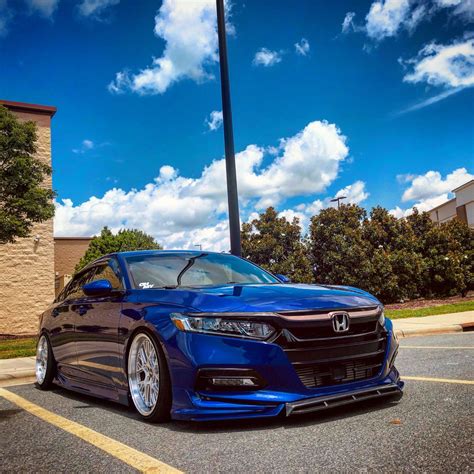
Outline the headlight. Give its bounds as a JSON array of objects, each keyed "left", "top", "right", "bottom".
[
  {"left": 378, "top": 310, "right": 385, "bottom": 327},
  {"left": 170, "top": 313, "right": 275, "bottom": 340}
]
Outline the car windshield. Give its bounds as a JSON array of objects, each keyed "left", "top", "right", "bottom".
[{"left": 125, "top": 253, "right": 279, "bottom": 289}]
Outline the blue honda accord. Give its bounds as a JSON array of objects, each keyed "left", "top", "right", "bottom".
[{"left": 36, "top": 250, "right": 403, "bottom": 422}]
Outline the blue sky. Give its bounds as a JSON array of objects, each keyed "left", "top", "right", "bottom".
[{"left": 1, "top": 0, "right": 473, "bottom": 249}]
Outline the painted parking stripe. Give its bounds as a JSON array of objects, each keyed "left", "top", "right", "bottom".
[
  {"left": 400, "top": 346, "right": 474, "bottom": 349},
  {"left": 403, "top": 376, "right": 474, "bottom": 385},
  {"left": 0, "top": 388, "right": 181, "bottom": 473}
]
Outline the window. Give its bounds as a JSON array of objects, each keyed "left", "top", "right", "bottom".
[
  {"left": 91, "top": 258, "right": 124, "bottom": 290},
  {"left": 125, "top": 253, "right": 279, "bottom": 289},
  {"left": 63, "top": 267, "right": 97, "bottom": 300}
]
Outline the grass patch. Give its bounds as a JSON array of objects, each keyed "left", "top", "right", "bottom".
[
  {"left": 386, "top": 300, "right": 474, "bottom": 319},
  {"left": 0, "top": 338, "right": 36, "bottom": 359}
]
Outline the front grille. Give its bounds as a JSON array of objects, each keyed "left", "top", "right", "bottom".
[{"left": 275, "top": 309, "right": 387, "bottom": 389}]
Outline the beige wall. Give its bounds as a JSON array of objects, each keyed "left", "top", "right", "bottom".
[
  {"left": 54, "top": 237, "right": 92, "bottom": 277},
  {"left": 428, "top": 199, "right": 457, "bottom": 225},
  {"left": 0, "top": 104, "right": 55, "bottom": 336}
]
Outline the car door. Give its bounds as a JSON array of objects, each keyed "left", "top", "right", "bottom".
[
  {"left": 74, "top": 257, "right": 125, "bottom": 389},
  {"left": 48, "top": 268, "right": 97, "bottom": 380}
]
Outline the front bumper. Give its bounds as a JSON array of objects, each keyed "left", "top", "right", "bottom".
[{"left": 165, "top": 318, "right": 403, "bottom": 421}]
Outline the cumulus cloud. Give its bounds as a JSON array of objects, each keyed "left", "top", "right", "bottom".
[
  {"left": 78, "top": 0, "right": 120, "bottom": 18},
  {"left": 390, "top": 167, "right": 473, "bottom": 216},
  {"left": 108, "top": 0, "right": 228, "bottom": 94},
  {"left": 205, "top": 110, "right": 223, "bottom": 131},
  {"left": 294, "top": 38, "right": 310, "bottom": 56},
  {"left": 289, "top": 180, "right": 369, "bottom": 230},
  {"left": 55, "top": 120, "right": 350, "bottom": 250},
  {"left": 402, "top": 37, "right": 474, "bottom": 88},
  {"left": 365, "top": 0, "right": 419, "bottom": 41},
  {"left": 343, "top": 0, "right": 474, "bottom": 42},
  {"left": 253, "top": 48, "right": 283, "bottom": 67},
  {"left": 401, "top": 167, "right": 473, "bottom": 202}
]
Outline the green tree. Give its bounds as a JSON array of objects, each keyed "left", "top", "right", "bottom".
[
  {"left": 76, "top": 227, "right": 161, "bottom": 271},
  {"left": 308, "top": 204, "right": 373, "bottom": 288},
  {"left": 241, "top": 207, "right": 312, "bottom": 283},
  {"left": 362, "top": 206, "right": 424, "bottom": 302},
  {"left": 0, "top": 105, "right": 55, "bottom": 243}
]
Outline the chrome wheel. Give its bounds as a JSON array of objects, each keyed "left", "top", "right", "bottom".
[
  {"left": 36, "top": 335, "right": 48, "bottom": 384},
  {"left": 128, "top": 333, "right": 160, "bottom": 416}
]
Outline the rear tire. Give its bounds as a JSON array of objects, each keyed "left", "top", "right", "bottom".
[
  {"left": 127, "top": 331, "right": 172, "bottom": 423},
  {"left": 35, "top": 334, "right": 55, "bottom": 390}
]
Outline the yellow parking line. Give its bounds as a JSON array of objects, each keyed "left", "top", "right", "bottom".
[
  {"left": 400, "top": 346, "right": 473, "bottom": 349},
  {"left": 403, "top": 376, "right": 474, "bottom": 385},
  {"left": 0, "top": 388, "right": 181, "bottom": 473}
]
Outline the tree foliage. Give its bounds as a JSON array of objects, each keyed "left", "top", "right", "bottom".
[
  {"left": 241, "top": 207, "right": 312, "bottom": 283},
  {"left": 244, "top": 204, "right": 473, "bottom": 303},
  {"left": 0, "top": 105, "right": 55, "bottom": 244},
  {"left": 76, "top": 227, "right": 162, "bottom": 271}
]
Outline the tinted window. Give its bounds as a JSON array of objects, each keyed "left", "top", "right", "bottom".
[
  {"left": 125, "top": 253, "right": 279, "bottom": 289},
  {"left": 63, "top": 268, "right": 97, "bottom": 300},
  {"left": 91, "top": 258, "right": 124, "bottom": 290}
]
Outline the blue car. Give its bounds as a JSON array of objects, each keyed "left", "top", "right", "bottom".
[{"left": 36, "top": 250, "right": 403, "bottom": 422}]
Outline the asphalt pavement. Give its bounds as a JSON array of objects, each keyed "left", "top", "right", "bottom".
[{"left": 1, "top": 333, "right": 473, "bottom": 473}]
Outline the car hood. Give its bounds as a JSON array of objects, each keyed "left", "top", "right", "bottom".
[{"left": 134, "top": 283, "right": 380, "bottom": 313}]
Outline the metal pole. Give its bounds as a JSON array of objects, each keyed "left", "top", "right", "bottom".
[{"left": 216, "top": 0, "right": 241, "bottom": 256}]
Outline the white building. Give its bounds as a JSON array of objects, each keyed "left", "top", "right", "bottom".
[{"left": 428, "top": 179, "right": 474, "bottom": 228}]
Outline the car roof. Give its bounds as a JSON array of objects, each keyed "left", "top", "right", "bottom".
[{"left": 116, "top": 249, "right": 227, "bottom": 258}]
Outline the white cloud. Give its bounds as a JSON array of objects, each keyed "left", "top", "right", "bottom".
[
  {"left": 108, "top": 0, "right": 229, "bottom": 95},
  {"left": 205, "top": 110, "right": 223, "bottom": 131},
  {"left": 365, "top": 0, "right": 423, "bottom": 41},
  {"left": 78, "top": 0, "right": 120, "bottom": 18},
  {"left": 434, "top": 0, "right": 474, "bottom": 21},
  {"left": 334, "top": 180, "right": 370, "bottom": 204},
  {"left": 25, "top": 0, "right": 59, "bottom": 18},
  {"left": 0, "top": 0, "right": 12, "bottom": 36},
  {"left": 55, "top": 120, "right": 350, "bottom": 249},
  {"left": 344, "top": 0, "right": 473, "bottom": 42},
  {"left": 288, "top": 181, "right": 369, "bottom": 231},
  {"left": 341, "top": 12, "right": 357, "bottom": 33},
  {"left": 253, "top": 48, "right": 283, "bottom": 67},
  {"left": 294, "top": 38, "right": 310, "bottom": 56},
  {"left": 390, "top": 167, "right": 473, "bottom": 216},
  {"left": 402, "top": 37, "right": 474, "bottom": 88},
  {"left": 73, "top": 139, "right": 95, "bottom": 154},
  {"left": 401, "top": 167, "right": 473, "bottom": 202},
  {"left": 395, "top": 86, "right": 465, "bottom": 114}
]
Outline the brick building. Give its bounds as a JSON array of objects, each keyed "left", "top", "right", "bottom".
[{"left": 0, "top": 100, "right": 57, "bottom": 335}]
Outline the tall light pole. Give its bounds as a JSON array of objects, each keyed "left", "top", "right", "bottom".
[
  {"left": 330, "top": 196, "right": 347, "bottom": 209},
  {"left": 216, "top": 0, "right": 241, "bottom": 256}
]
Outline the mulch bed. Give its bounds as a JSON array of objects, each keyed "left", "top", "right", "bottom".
[{"left": 385, "top": 292, "right": 474, "bottom": 310}]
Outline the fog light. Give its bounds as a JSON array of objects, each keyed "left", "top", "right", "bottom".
[
  {"left": 196, "top": 368, "right": 266, "bottom": 391},
  {"left": 211, "top": 377, "right": 257, "bottom": 387}
]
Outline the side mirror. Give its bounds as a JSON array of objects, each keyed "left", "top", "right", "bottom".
[
  {"left": 83, "top": 279, "right": 113, "bottom": 297},
  {"left": 275, "top": 274, "right": 291, "bottom": 283}
]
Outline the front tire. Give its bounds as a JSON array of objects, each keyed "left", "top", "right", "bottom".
[
  {"left": 35, "top": 334, "right": 55, "bottom": 390},
  {"left": 127, "top": 331, "right": 171, "bottom": 422}
]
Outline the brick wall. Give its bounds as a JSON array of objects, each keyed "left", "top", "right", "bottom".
[
  {"left": 54, "top": 238, "right": 92, "bottom": 277},
  {"left": 0, "top": 103, "right": 56, "bottom": 336}
]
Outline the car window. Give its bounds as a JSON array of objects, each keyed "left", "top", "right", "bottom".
[
  {"left": 125, "top": 253, "right": 279, "bottom": 289},
  {"left": 92, "top": 258, "right": 124, "bottom": 290},
  {"left": 64, "top": 268, "right": 97, "bottom": 300}
]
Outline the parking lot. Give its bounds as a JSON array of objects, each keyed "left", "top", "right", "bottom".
[{"left": 1, "top": 332, "right": 473, "bottom": 473}]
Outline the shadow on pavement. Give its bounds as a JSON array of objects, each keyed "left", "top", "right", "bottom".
[{"left": 35, "top": 383, "right": 403, "bottom": 434}]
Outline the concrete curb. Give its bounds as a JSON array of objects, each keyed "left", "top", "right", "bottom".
[{"left": 395, "top": 325, "right": 464, "bottom": 339}]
